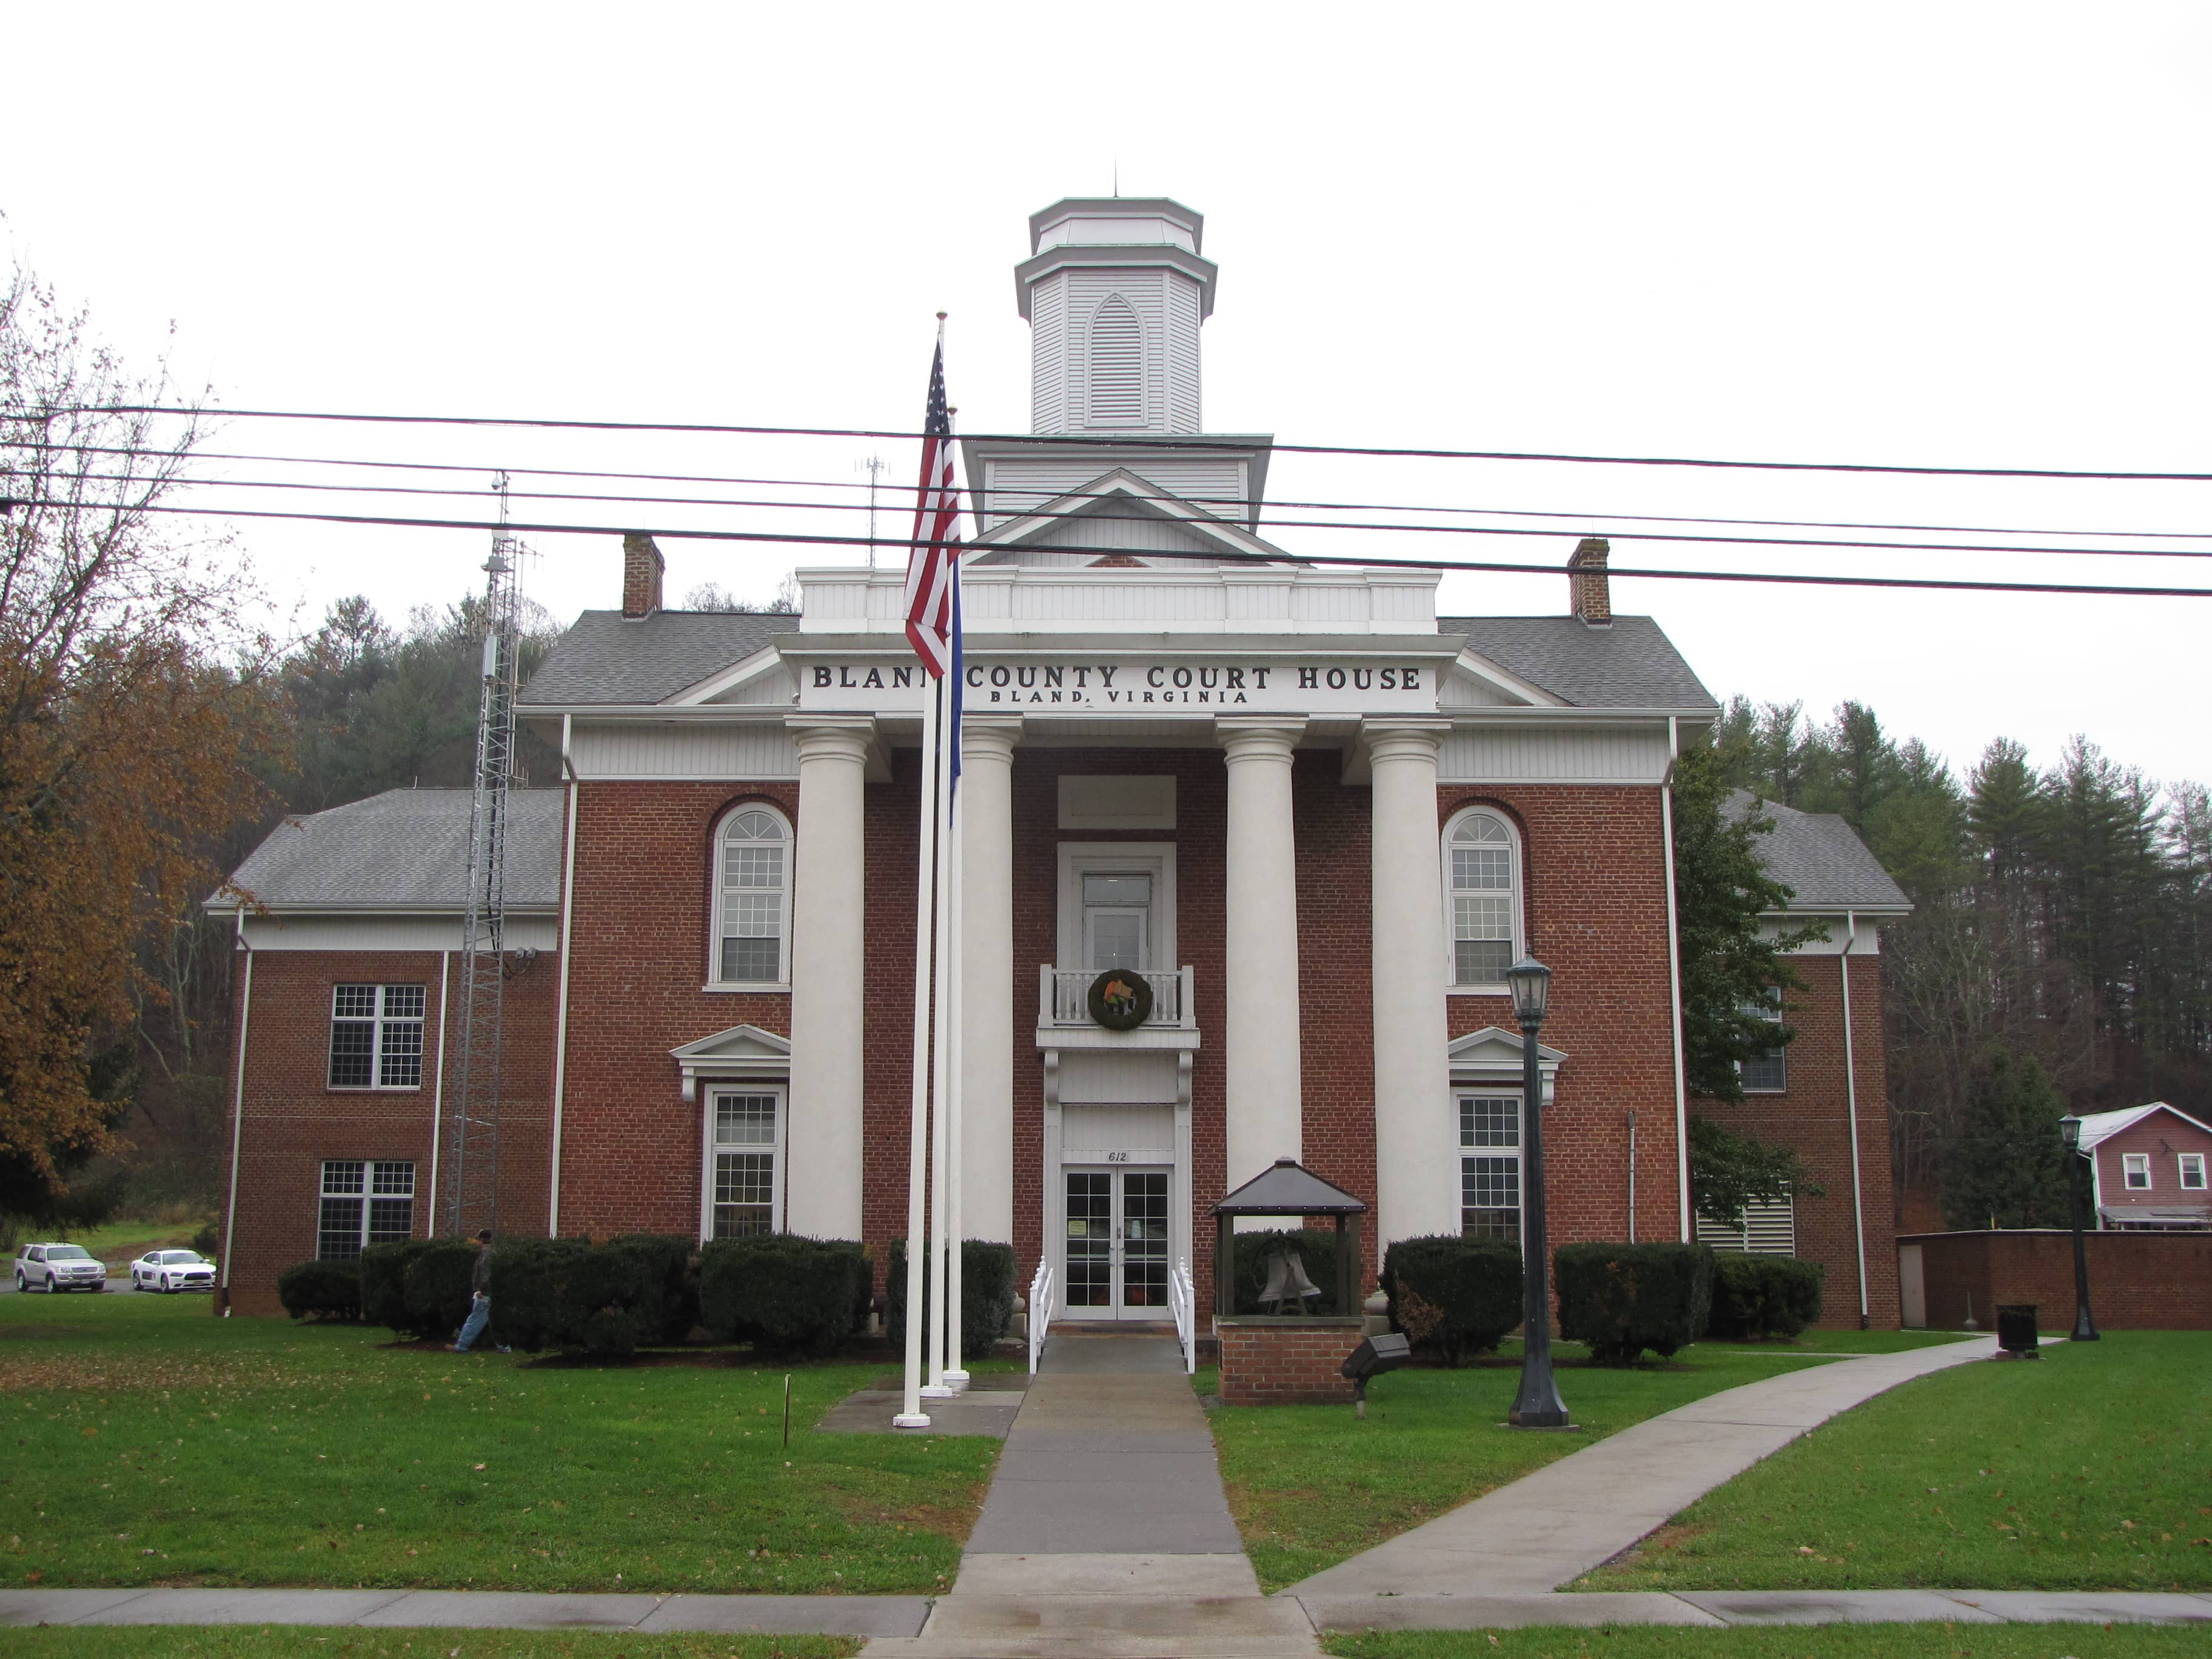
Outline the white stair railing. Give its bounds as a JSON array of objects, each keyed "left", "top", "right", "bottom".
[
  {"left": 1027, "top": 1259, "right": 1056, "bottom": 1374},
  {"left": 1168, "top": 1256, "right": 1196, "bottom": 1374}
]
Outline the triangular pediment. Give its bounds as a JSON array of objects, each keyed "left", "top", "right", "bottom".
[
  {"left": 670, "top": 1024, "right": 791, "bottom": 1098},
  {"left": 971, "top": 469, "right": 1299, "bottom": 569},
  {"left": 1447, "top": 1027, "right": 1566, "bottom": 1104}
]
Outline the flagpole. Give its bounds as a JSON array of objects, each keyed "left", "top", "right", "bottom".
[
  {"left": 894, "top": 669, "right": 940, "bottom": 1430},
  {"left": 923, "top": 678, "right": 956, "bottom": 1401},
  {"left": 944, "top": 736, "right": 968, "bottom": 1391}
]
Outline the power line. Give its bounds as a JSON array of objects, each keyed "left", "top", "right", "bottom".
[
  {"left": 20, "top": 496, "right": 2212, "bottom": 598},
  {"left": 59, "top": 404, "right": 2212, "bottom": 483}
]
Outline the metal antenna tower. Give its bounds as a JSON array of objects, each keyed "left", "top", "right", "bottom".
[
  {"left": 444, "top": 472, "right": 526, "bottom": 1238},
  {"left": 860, "top": 454, "right": 886, "bottom": 568}
]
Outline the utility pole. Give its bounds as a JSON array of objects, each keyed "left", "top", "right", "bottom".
[{"left": 444, "top": 472, "right": 526, "bottom": 1237}]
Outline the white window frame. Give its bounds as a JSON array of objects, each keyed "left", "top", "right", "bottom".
[
  {"left": 1442, "top": 807, "right": 1524, "bottom": 992},
  {"left": 1057, "top": 843, "right": 1176, "bottom": 973},
  {"left": 1456, "top": 1089, "right": 1524, "bottom": 1244},
  {"left": 2122, "top": 1151, "right": 2152, "bottom": 1190},
  {"left": 1738, "top": 990, "right": 1788, "bottom": 1094},
  {"left": 700, "top": 1085, "right": 787, "bottom": 1241},
  {"left": 317, "top": 1159, "right": 415, "bottom": 1260},
  {"left": 2180, "top": 1152, "right": 2207, "bottom": 1191},
  {"left": 327, "top": 984, "right": 427, "bottom": 1091},
  {"left": 707, "top": 802, "right": 794, "bottom": 991}
]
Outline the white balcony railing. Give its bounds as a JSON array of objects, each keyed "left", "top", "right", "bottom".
[
  {"left": 1167, "top": 1256, "right": 1197, "bottom": 1375},
  {"left": 1039, "top": 965, "right": 1195, "bottom": 1030}
]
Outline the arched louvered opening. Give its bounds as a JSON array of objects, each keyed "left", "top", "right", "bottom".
[{"left": 1085, "top": 295, "right": 1144, "bottom": 426}]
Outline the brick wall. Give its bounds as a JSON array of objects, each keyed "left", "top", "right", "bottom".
[
  {"left": 1216, "top": 1318, "right": 1364, "bottom": 1405},
  {"left": 1692, "top": 950, "right": 1902, "bottom": 1328},
  {"left": 1901, "top": 1229, "right": 2212, "bottom": 1331},
  {"left": 221, "top": 945, "right": 557, "bottom": 1316}
]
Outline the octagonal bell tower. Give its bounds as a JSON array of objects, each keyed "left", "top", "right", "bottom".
[{"left": 1017, "top": 198, "right": 1217, "bottom": 437}]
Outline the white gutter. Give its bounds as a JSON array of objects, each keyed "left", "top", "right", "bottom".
[
  {"left": 424, "top": 949, "right": 452, "bottom": 1230},
  {"left": 220, "top": 906, "right": 254, "bottom": 1309},
  {"left": 548, "top": 713, "right": 580, "bottom": 1236},
  {"left": 1839, "top": 908, "right": 1871, "bottom": 1327},
  {"left": 1662, "top": 715, "right": 1691, "bottom": 1240}
]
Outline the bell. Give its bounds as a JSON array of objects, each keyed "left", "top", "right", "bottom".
[{"left": 1259, "top": 1248, "right": 1323, "bottom": 1314}]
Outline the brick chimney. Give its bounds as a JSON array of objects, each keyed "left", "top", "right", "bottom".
[
  {"left": 622, "top": 532, "right": 665, "bottom": 618},
  {"left": 1567, "top": 537, "right": 1611, "bottom": 626}
]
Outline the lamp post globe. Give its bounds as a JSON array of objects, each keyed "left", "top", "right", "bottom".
[
  {"left": 2058, "top": 1113, "right": 2099, "bottom": 1342},
  {"left": 1504, "top": 954, "right": 1570, "bottom": 1429}
]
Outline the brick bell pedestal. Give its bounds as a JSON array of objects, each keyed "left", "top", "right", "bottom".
[{"left": 1216, "top": 1316, "right": 1366, "bottom": 1406}]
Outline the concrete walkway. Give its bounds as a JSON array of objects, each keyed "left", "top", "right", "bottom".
[
  {"left": 864, "top": 1329, "right": 1319, "bottom": 1658},
  {"left": 1289, "top": 1335, "right": 2005, "bottom": 1604}
]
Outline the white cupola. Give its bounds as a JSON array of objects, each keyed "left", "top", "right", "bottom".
[{"left": 1017, "top": 198, "right": 1216, "bottom": 437}]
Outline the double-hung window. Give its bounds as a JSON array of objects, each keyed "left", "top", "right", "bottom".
[
  {"left": 706, "top": 1089, "right": 783, "bottom": 1238},
  {"left": 318, "top": 1160, "right": 415, "bottom": 1259},
  {"left": 1444, "top": 810, "right": 1521, "bottom": 988},
  {"left": 2180, "top": 1152, "right": 2207, "bottom": 1191},
  {"left": 2122, "top": 1152, "right": 2152, "bottom": 1190},
  {"left": 1738, "top": 991, "right": 1787, "bottom": 1093},
  {"left": 713, "top": 806, "right": 792, "bottom": 986},
  {"left": 1459, "top": 1091, "right": 1522, "bottom": 1242},
  {"left": 327, "top": 985, "right": 426, "bottom": 1089}
]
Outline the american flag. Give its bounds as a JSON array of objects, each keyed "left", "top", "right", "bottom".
[{"left": 902, "top": 339, "right": 961, "bottom": 678}]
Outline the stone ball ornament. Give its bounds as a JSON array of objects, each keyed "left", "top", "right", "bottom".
[{"left": 1087, "top": 968, "right": 1153, "bottom": 1031}]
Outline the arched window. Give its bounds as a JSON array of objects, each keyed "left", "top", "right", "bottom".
[
  {"left": 1085, "top": 294, "right": 1144, "bottom": 426},
  {"left": 1442, "top": 808, "right": 1523, "bottom": 988},
  {"left": 712, "top": 805, "right": 792, "bottom": 986}
]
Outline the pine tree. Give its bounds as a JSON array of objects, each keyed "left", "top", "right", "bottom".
[{"left": 1940, "top": 1047, "right": 2073, "bottom": 1229}]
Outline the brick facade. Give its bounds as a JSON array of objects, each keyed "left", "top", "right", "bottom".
[
  {"left": 1216, "top": 1317, "right": 1364, "bottom": 1405},
  {"left": 1900, "top": 1229, "right": 2212, "bottom": 1332}
]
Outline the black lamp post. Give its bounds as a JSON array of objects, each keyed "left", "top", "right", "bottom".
[
  {"left": 1505, "top": 954, "right": 1571, "bottom": 1429},
  {"left": 2058, "top": 1114, "right": 2100, "bottom": 1342}
]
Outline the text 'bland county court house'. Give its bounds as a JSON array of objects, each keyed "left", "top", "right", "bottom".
[{"left": 213, "top": 196, "right": 1909, "bottom": 1326}]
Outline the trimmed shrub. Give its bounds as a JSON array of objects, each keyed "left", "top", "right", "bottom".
[
  {"left": 1707, "top": 1254, "right": 1825, "bottom": 1340},
  {"left": 1381, "top": 1235, "right": 1523, "bottom": 1365},
  {"left": 191, "top": 1221, "right": 221, "bottom": 1258},
  {"left": 276, "top": 1259, "right": 361, "bottom": 1322},
  {"left": 699, "top": 1235, "right": 868, "bottom": 1355},
  {"left": 605, "top": 1234, "right": 700, "bottom": 1345},
  {"left": 1555, "top": 1242, "right": 1714, "bottom": 1364},
  {"left": 885, "top": 1239, "right": 1021, "bottom": 1362},
  {"left": 1230, "top": 1228, "right": 1349, "bottom": 1316},
  {"left": 359, "top": 1240, "right": 434, "bottom": 1332},
  {"left": 403, "top": 1241, "right": 478, "bottom": 1339},
  {"left": 488, "top": 1238, "right": 657, "bottom": 1357}
]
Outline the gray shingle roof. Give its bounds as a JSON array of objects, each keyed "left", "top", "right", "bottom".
[
  {"left": 520, "top": 609, "right": 788, "bottom": 706},
  {"left": 1729, "top": 792, "right": 1912, "bottom": 912},
  {"left": 215, "top": 790, "right": 565, "bottom": 911},
  {"left": 1437, "top": 615, "right": 1717, "bottom": 711}
]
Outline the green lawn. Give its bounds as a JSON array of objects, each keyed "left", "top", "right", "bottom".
[
  {"left": 0, "top": 1631, "right": 857, "bottom": 1659},
  {"left": 1324, "top": 1626, "right": 2212, "bottom": 1659},
  {"left": 1, "top": 1292, "right": 998, "bottom": 1595},
  {"left": 1580, "top": 1332, "right": 2212, "bottom": 1594},
  {"left": 1209, "top": 1339, "right": 1862, "bottom": 1592}
]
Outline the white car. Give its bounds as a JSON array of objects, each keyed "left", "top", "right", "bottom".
[
  {"left": 131, "top": 1250, "right": 216, "bottom": 1293},
  {"left": 13, "top": 1243, "right": 108, "bottom": 1293}
]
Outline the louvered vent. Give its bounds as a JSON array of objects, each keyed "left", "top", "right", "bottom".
[
  {"left": 1694, "top": 1196, "right": 1797, "bottom": 1256},
  {"left": 1086, "top": 295, "right": 1144, "bottom": 426}
]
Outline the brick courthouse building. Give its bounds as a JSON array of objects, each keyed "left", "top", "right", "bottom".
[{"left": 215, "top": 197, "right": 1905, "bottom": 1326}]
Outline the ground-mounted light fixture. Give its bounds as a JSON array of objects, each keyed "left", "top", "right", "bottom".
[
  {"left": 2058, "top": 1113, "right": 2100, "bottom": 1342},
  {"left": 1504, "top": 954, "right": 1571, "bottom": 1429},
  {"left": 1339, "top": 1332, "right": 1410, "bottom": 1419}
]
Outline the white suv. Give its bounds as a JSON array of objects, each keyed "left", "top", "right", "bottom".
[{"left": 14, "top": 1243, "right": 108, "bottom": 1293}]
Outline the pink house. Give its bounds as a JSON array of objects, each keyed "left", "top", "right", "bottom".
[{"left": 2078, "top": 1103, "right": 2212, "bottom": 1230}]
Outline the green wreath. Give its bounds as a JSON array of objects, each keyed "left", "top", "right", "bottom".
[{"left": 1086, "top": 968, "right": 1155, "bottom": 1031}]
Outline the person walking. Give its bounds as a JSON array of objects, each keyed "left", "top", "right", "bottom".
[{"left": 450, "top": 1228, "right": 509, "bottom": 1353}]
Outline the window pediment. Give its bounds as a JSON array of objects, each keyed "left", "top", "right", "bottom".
[
  {"left": 1447, "top": 1027, "right": 1565, "bottom": 1105},
  {"left": 671, "top": 1023, "right": 791, "bottom": 1100}
]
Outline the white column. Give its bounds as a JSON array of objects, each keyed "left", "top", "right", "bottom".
[
  {"left": 1219, "top": 719, "right": 1306, "bottom": 1188},
  {"left": 1367, "top": 720, "right": 1456, "bottom": 1245},
  {"left": 784, "top": 718, "right": 873, "bottom": 1238},
  {"left": 959, "top": 716, "right": 1021, "bottom": 1244}
]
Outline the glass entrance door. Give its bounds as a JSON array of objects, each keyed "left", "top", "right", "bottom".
[{"left": 1062, "top": 1167, "right": 1173, "bottom": 1319}]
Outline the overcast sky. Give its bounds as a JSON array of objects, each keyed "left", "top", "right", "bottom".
[{"left": 8, "top": 3, "right": 2207, "bottom": 790}]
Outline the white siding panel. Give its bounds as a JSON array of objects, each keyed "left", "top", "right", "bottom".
[
  {"left": 1011, "top": 580, "right": 1227, "bottom": 625},
  {"left": 1059, "top": 1053, "right": 1178, "bottom": 1106},
  {"left": 243, "top": 914, "right": 558, "bottom": 953},
  {"left": 1165, "top": 274, "right": 1202, "bottom": 433},
  {"left": 1030, "top": 271, "right": 1068, "bottom": 433},
  {"left": 708, "top": 664, "right": 797, "bottom": 707},
  {"left": 1289, "top": 582, "right": 1375, "bottom": 626},
  {"left": 1061, "top": 1101, "right": 1177, "bottom": 1163},
  {"left": 570, "top": 721, "right": 799, "bottom": 780},
  {"left": 1439, "top": 724, "right": 1672, "bottom": 783},
  {"left": 981, "top": 458, "right": 1248, "bottom": 528},
  {"left": 1440, "top": 668, "right": 1520, "bottom": 707}
]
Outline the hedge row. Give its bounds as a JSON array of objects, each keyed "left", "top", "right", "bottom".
[
  {"left": 1556, "top": 1242, "right": 1715, "bottom": 1363},
  {"left": 276, "top": 1259, "right": 361, "bottom": 1321},
  {"left": 885, "top": 1239, "right": 1017, "bottom": 1362},
  {"left": 1381, "top": 1235, "right": 1523, "bottom": 1364},
  {"left": 1707, "top": 1252, "right": 1825, "bottom": 1339},
  {"left": 700, "top": 1235, "right": 870, "bottom": 1355}
]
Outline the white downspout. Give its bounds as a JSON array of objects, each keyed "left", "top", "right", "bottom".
[
  {"left": 1839, "top": 909, "right": 1871, "bottom": 1327},
  {"left": 548, "top": 713, "right": 580, "bottom": 1237},
  {"left": 220, "top": 905, "right": 254, "bottom": 1311},
  {"left": 424, "top": 949, "right": 452, "bottom": 1231},
  {"left": 1662, "top": 716, "right": 1691, "bottom": 1240}
]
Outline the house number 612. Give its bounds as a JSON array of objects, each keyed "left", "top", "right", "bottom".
[{"left": 1106, "top": 1151, "right": 1130, "bottom": 1162}]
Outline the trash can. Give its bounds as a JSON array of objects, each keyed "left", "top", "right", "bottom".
[{"left": 1995, "top": 1303, "right": 2040, "bottom": 1356}]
